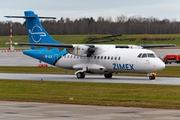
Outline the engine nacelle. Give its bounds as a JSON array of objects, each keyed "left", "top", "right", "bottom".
[{"left": 68, "top": 45, "right": 95, "bottom": 57}]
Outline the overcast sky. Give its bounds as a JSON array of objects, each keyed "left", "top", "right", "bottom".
[{"left": 1, "top": 0, "right": 180, "bottom": 22}]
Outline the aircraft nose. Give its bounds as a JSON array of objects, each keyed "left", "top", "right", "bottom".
[{"left": 156, "top": 59, "right": 165, "bottom": 71}]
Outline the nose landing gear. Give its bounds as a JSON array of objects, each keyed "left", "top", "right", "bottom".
[{"left": 148, "top": 73, "right": 156, "bottom": 80}]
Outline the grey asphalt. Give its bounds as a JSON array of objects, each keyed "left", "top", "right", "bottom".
[
  {"left": 0, "top": 101, "right": 180, "bottom": 120},
  {"left": 0, "top": 51, "right": 40, "bottom": 66}
]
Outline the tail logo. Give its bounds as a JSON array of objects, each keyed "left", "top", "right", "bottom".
[{"left": 29, "top": 26, "right": 46, "bottom": 43}]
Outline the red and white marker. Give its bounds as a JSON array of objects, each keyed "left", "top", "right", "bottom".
[{"left": 9, "top": 21, "right": 14, "bottom": 51}]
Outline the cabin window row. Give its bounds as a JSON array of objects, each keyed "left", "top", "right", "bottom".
[{"left": 63, "top": 55, "right": 121, "bottom": 60}]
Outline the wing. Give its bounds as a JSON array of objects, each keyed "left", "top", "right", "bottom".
[
  {"left": 7, "top": 42, "right": 176, "bottom": 57},
  {"left": 140, "top": 44, "right": 176, "bottom": 48},
  {"left": 8, "top": 42, "right": 96, "bottom": 57}
]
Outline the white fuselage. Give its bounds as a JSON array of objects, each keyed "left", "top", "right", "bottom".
[{"left": 55, "top": 45, "right": 165, "bottom": 74}]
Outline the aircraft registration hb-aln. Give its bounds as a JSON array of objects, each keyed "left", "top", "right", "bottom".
[{"left": 5, "top": 11, "right": 173, "bottom": 80}]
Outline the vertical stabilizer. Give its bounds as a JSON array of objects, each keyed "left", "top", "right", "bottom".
[{"left": 24, "top": 11, "right": 60, "bottom": 49}]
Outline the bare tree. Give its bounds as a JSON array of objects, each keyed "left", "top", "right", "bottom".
[{"left": 1, "top": 15, "right": 180, "bottom": 35}]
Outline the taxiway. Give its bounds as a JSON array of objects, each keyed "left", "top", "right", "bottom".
[
  {"left": 0, "top": 73, "right": 180, "bottom": 85},
  {"left": 1, "top": 101, "right": 180, "bottom": 120}
]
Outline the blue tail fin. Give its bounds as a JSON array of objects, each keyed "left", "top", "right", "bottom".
[
  {"left": 24, "top": 11, "right": 61, "bottom": 49},
  {"left": 5, "top": 11, "right": 68, "bottom": 66}
]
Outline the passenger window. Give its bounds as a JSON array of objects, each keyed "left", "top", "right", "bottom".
[
  {"left": 118, "top": 57, "right": 121, "bottom": 60},
  {"left": 111, "top": 56, "right": 113, "bottom": 60},
  {"left": 101, "top": 56, "right": 103, "bottom": 59},
  {"left": 97, "top": 56, "right": 100, "bottom": 59},
  {"left": 108, "top": 56, "right": 110, "bottom": 60},
  {"left": 114, "top": 57, "right": 117, "bottom": 60},
  {"left": 94, "top": 56, "right": 96, "bottom": 59},
  {"left": 137, "top": 53, "right": 142, "bottom": 58},
  {"left": 104, "top": 56, "right": 106, "bottom": 60},
  {"left": 142, "top": 53, "right": 147, "bottom": 58}
]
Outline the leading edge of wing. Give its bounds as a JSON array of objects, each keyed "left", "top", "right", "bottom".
[
  {"left": 4, "top": 16, "right": 56, "bottom": 19},
  {"left": 12, "top": 43, "right": 73, "bottom": 48}
]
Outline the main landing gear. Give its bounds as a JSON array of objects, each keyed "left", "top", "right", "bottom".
[
  {"left": 148, "top": 73, "right": 156, "bottom": 80},
  {"left": 104, "top": 73, "right": 113, "bottom": 78},
  {"left": 76, "top": 72, "right": 86, "bottom": 79},
  {"left": 75, "top": 70, "right": 113, "bottom": 79}
]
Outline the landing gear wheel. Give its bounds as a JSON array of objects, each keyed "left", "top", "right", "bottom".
[
  {"left": 149, "top": 75, "right": 155, "bottom": 80},
  {"left": 76, "top": 72, "right": 85, "bottom": 79},
  {"left": 104, "top": 73, "right": 112, "bottom": 78}
]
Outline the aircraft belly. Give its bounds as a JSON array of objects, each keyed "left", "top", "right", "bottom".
[
  {"left": 71, "top": 58, "right": 108, "bottom": 74},
  {"left": 55, "top": 58, "right": 73, "bottom": 69}
]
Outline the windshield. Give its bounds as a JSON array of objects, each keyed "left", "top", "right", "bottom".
[
  {"left": 137, "top": 53, "right": 157, "bottom": 58},
  {"left": 147, "top": 53, "right": 156, "bottom": 58}
]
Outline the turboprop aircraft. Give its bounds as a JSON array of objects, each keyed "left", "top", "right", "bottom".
[{"left": 5, "top": 11, "right": 168, "bottom": 80}]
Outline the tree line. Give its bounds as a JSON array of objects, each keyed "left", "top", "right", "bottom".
[{"left": 1, "top": 15, "right": 180, "bottom": 36}]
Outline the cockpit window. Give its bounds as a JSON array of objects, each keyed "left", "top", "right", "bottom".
[
  {"left": 147, "top": 53, "right": 156, "bottom": 58},
  {"left": 142, "top": 53, "right": 147, "bottom": 58},
  {"left": 138, "top": 53, "right": 157, "bottom": 58},
  {"left": 137, "top": 53, "right": 142, "bottom": 58}
]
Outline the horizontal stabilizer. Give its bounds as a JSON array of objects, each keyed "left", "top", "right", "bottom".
[
  {"left": 5, "top": 16, "right": 56, "bottom": 19},
  {"left": 6, "top": 42, "right": 73, "bottom": 48}
]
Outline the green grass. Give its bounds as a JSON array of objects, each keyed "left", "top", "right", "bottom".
[
  {"left": 1, "top": 34, "right": 180, "bottom": 48},
  {"left": 0, "top": 80, "right": 180, "bottom": 109}
]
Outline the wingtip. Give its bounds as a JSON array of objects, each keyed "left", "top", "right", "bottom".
[{"left": 4, "top": 16, "right": 12, "bottom": 18}]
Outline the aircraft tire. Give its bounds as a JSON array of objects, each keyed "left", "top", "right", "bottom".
[
  {"left": 149, "top": 76, "right": 155, "bottom": 80},
  {"left": 104, "top": 73, "right": 112, "bottom": 78},
  {"left": 76, "top": 72, "right": 85, "bottom": 79}
]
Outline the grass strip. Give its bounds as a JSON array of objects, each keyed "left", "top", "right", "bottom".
[
  {"left": 0, "top": 80, "right": 180, "bottom": 109},
  {"left": 1, "top": 34, "right": 180, "bottom": 48}
]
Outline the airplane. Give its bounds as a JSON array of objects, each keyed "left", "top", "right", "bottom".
[{"left": 5, "top": 11, "right": 167, "bottom": 80}]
